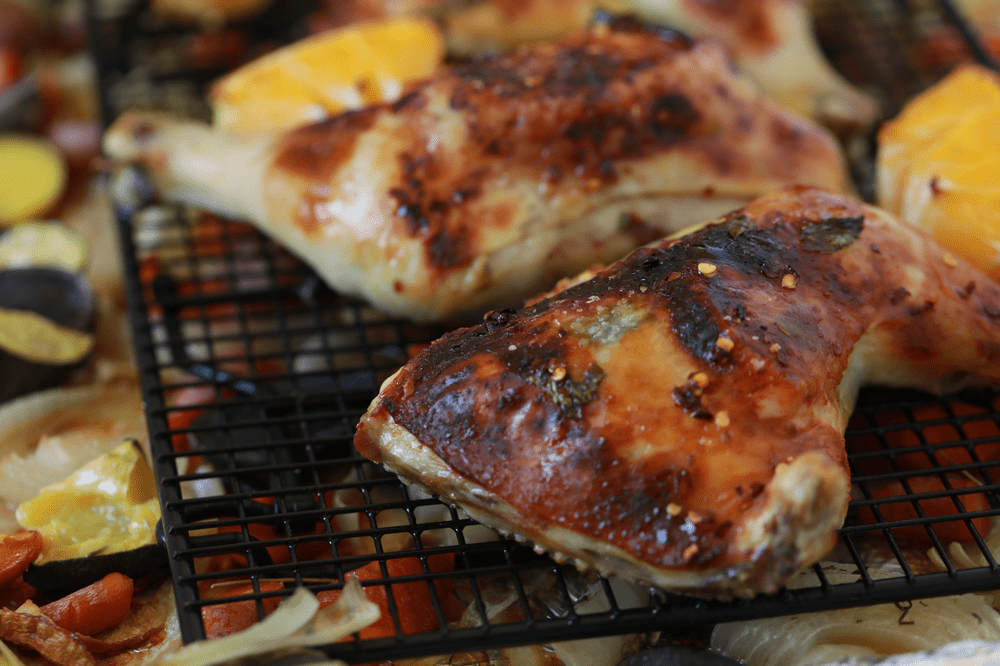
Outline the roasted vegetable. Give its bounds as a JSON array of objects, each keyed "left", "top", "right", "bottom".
[
  {"left": 0, "top": 530, "right": 40, "bottom": 587},
  {"left": 0, "top": 374, "right": 147, "bottom": 514},
  {"left": 16, "top": 439, "right": 166, "bottom": 592},
  {"left": 0, "top": 267, "right": 95, "bottom": 402},
  {"left": 0, "top": 606, "right": 95, "bottom": 666},
  {"left": 711, "top": 563, "right": 1000, "bottom": 666},
  {"left": 0, "top": 268, "right": 93, "bottom": 330},
  {"left": 161, "top": 583, "right": 379, "bottom": 666},
  {"left": 856, "top": 475, "right": 992, "bottom": 542},
  {"left": 0, "top": 135, "right": 66, "bottom": 223},
  {"left": 0, "top": 221, "right": 89, "bottom": 272},
  {"left": 314, "top": 554, "right": 452, "bottom": 639},
  {"left": 23, "top": 543, "right": 166, "bottom": 593},
  {"left": 40, "top": 572, "right": 135, "bottom": 636},
  {"left": 201, "top": 581, "right": 285, "bottom": 639}
]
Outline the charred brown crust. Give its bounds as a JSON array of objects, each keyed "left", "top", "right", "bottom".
[
  {"left": 272, "top": 21, "right": 841, "bottom": 277},
  {"left": 361, "top": 186, "right": 1000, "bottom": 583},
  {"left": 372, "top": 191, "right": 872, "bottom": 571},
  {"left": 274, "top": 108, "right": 380, "bottom": 185}
]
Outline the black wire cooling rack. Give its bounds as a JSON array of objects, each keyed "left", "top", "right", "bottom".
[{"left": 88, "top": 0, "right": 1000, "bottom": 663}]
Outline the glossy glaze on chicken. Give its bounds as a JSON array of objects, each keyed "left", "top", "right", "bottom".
[
  {"left": 356, "top": 187, "right": 1000, "bottom": 598},
  {"left": 104, "top": 21, "right": 849, "bottom": 323}
]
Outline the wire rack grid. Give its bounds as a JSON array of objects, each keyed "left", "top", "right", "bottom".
[{"left": 87, "top": 0, "right": 1000, "bottom": 663}]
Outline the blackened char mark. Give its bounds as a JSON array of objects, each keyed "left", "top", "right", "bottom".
[
  {"left": 672, "top": 381, "right": 712, "bottom": 419},
  {"left": 274, "top": 108, "right": 383, "bottom": 237},
  {"left": 389, "top": 151, "right": 483, "bottom": 269},
  {"left": 552, "top": 209, "right": 862, "bottom": 370},
  {"left": 388, "top": 317, "right": 613, "bottom": 484},
  {"left": 451, "top": 39, "right": 666, "bottom": 100},
  {"left": 649, "top": 93, "right": 701, "bottom": 142},
  {"left": 427, "top": 227, "right": 473, "bottom": 268},
  {"left": 446, "top": 28, "right": 706, "bottom": 182}
]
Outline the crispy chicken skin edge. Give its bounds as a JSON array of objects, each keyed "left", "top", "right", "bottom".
[{"left": 356, "top": 378, "right": 850, "bottom": 600}]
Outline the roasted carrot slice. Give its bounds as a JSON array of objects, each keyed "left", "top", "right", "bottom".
[
  {"left": 0, "top": 579, "right": 36, "bottom": 611},
  {"left": 40, "top": 572, "right": 134, "bottom": 636},
  {"left": 316, "top": 554, "right": 454, "bottom": 639},
  {"left": 0, "top": 530, "right": 41, "bottom": 587},
  {"left": 850, "top": 400, "right": 1000, "bottom": 476},
  {"left": 857, "top": 475, "right": 992, "bottom": 542},
  {"left": 200, "top": 580, "right": 284, "bottom": 639},
  {"left": 884, "top": 402, "right": 1000, "bottom": 469}
]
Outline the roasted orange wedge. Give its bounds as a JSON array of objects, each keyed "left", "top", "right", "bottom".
[
  {"left": 877, "top": 64, "right": 1000, "bottom": 280},
  {"left": 209, "top": 17, "right": 445, "bottom": 135}
]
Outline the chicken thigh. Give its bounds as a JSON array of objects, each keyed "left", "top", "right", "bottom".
[
  {"left": 355, "top": 186, "right": 1000, "bottom": 599},
  {"left": 104, "top": 21, "right": 850, "bottom": 323},
  {"left": 317, "top": 0, "right": 879, "bottom": 128}
]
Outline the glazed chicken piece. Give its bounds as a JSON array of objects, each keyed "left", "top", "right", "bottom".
[
  {"left": 104, "top": 21, "right": 850, "bottom": 323},
  {"left": 626, "top": 0, "right": 879, "bottom": 129},
  {"left": 317, "top": 0, "right": 879, "bottom": 128},
  {"left": 355, "top": 186, "right": 1000, "bottom": 599}
]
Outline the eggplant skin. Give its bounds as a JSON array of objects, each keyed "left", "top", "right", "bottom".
[
  {"left": 0, "top": 268, "right": 96, "bottom": 403},
  {"left": 23, "top": 543, "right": 168, "bottom": 593},
  {"left": 0, "top": 347, "right": 90, "bottom": 404}
]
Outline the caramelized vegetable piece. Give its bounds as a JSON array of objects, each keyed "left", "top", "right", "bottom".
[
  {"left": 0, "top": 221, "right": 89, "bottom": 272},
  {"left": 849, "top": 400, "right": 1000, "bottom": 477},
  {"left": 315, "top": 554, "right": 453, "bottom": 638},
  {"left": 0, "top": 530, "right": 40, "bottom": 586},
  {"left": 200, "top": 580, "right": 284, "bottom": 639},
  {"left": 17, "top": 440, "right": 160, "bottom": 568},
  {"left": 0, "top": 606, "right": 95, "bottom": 666},
  {"left": 40, "top": 572, "right": 134, "bottom": 636},
  {"left": 0, "top": 578, "right": 35, "bottom": 611},
  {"left": 857, "top": 476, "right": 992, "bottom": 542},
  {"left": 882, "top": 402, "right": 1000, "bottom": 471},
  {"left": 0, "top": 307, "right": 93, "bottom": 364}
]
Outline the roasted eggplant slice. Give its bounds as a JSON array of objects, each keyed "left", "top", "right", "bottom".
[
  {"left": 17, "top": 439, "right": 167, "bottom": 592},
  {"left": 0, "top": 267, "right": 94, "bottom": 329},
  {"left": 22, "top": 543, "right": 166, "bottom": 592},
  {"left": 0, "top": 221, "right": 89, "bottom": 272},
  {"left": 0, "top": 267, "right": 95, "bottom": 402}
]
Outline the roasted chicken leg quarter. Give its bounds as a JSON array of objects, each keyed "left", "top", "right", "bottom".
[
  {"left": 103, "top": 21, "right": 850, "bottom": 323},
  {"left": 355, "top": 186, "right": 1000, "bottom": 599}
]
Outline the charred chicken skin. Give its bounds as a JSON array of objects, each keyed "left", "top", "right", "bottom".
[
  {"left": 317, "top": 0, "right": 879, "bottom": 128},
  {"left": 355, "top": 187, "right": 1000, "bottom": 599},
  {"left": 104, "top": 21, "right": 849, "bottom": 324}
]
